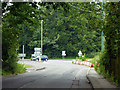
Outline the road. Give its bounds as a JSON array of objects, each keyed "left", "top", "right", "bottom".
[{"left": 2, "top": 60, "right": 92, "bottom": 89}]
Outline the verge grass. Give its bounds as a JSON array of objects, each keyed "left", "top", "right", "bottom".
[
  {"left": 24, "top": 59, "right": 31, "bottom": 60},
  {"left": 2, "top": 63, "right": 31, "bottom": 76}
]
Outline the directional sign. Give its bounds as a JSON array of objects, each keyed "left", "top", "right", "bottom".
[
  {"left": 31, "top": 54, "right": 35, "bottom": 57},
  {"left": 34, "top": 48, "right": 41, "bottom": 52},
  {"left": 34, "top": 52, "right": 41, "bottom": 54},
  {"left": 18, "top": 54, "right": 26, "bottom": 57}
]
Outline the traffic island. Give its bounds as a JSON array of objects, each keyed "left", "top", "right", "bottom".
[{"left": 26, "top": 66, "right": 46, "bottom": 72}]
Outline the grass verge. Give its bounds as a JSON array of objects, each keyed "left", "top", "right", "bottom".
[
  {"left": 2, "top": 63, "right": 31, "bottom": 76},
  {"left": 24, "top": 64, "right": 31, "bottom": 68},
  {"left": 49, "top": 57, "right": 93, "bottom": 60},
  {"left": 85, "top": 55, "right": 100, "bottom": 66}
]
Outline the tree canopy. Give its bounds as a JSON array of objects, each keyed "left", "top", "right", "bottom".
[{"left": 18, "top": 2, "right": 102, "bottom": 58}]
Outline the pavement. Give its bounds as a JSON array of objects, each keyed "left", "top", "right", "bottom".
[{"left": 86, "top": 67, "right": 118, "bottom": 88}]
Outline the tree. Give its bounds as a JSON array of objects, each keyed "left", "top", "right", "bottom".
[
  {"left": 2, "top": 2, "right": 69, "bottom": 73},
  {"left": 41, "top": 2, "right": 102, "bottom": 58},
  {"left": 100, "top": 2, "right": 120, "bottom": 86},
  {"left": 18, "top": 2, "right": 102, "bottom": 58}
]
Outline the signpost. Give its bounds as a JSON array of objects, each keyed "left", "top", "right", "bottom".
[
  {"left": 31, "top": 54, "right": 35, "bottom": 57},
  {"left": 31, "top": 48, "right": 41, "bottom": 57},
  {"left": 62, "top": 51, "right": 66, "bottom": 59},
  {"left": 18, "top": 54, "right": 26, "bottom": 59},
  {"left": 23, "top": 45, "right": 24, "bottom": 60},
  {"left": 19, "top": 53, "right": 26, "bottom": 66},
  {"left": 18, "top": 45, "right": 26, "bottom": 63},
  {"left": 78, "top": 50, "right": 82, "bottom": 57}
]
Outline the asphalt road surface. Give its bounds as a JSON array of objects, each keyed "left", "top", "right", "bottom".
[{"left": 2, "top": 60, "right": 92, "bottom": 89}]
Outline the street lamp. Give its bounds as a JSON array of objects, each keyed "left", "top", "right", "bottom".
[{"left": 41, "top": 20, "right": 43, "bottom": 55}]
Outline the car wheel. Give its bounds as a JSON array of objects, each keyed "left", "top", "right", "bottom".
[{"left": 46, "top": 59, "right": 48, "bottom": 62}]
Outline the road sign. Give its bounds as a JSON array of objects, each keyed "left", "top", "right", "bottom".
[
  {"left": 34, "top": 52, "right": 41, "bottom": 56},
  {"left": 34, "top": 48, "right": 41, "bottom": 52},
  {"left": 32, "top": 48, "right": 41, "bottom": 57},
  {"left": 18, "top": 54, "right": 26, "bottom": 58},
  {"left": 78, "top": 50, "right": 82, "bottom": 57},
  {"left": 34, "top": 52, "right": 41, "bottom": 54},
  {"left": 62, "top": 51, "right": 66, "bottom": 56},
  {"left": 31, "top": 54, "right": 35, "bottom": 57}
]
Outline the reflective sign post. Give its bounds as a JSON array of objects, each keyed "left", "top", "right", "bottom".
[
  {"left": 62, "top": 51, "right": 66, "bottom": 59},
  {"left": 22, "top": 45, "right": 24, "bottom": 60},
  {"left": 78, "top": 50, "right": 82, "bottom": 59}
]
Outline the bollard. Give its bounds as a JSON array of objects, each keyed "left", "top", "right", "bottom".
[
  {"left": 91, "top": 64, "right": 94, "bottom": 67},
  {"left": 78, "top": 61, "right": 80, "bottom": 65}
]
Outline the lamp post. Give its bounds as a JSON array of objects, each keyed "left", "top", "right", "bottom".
[{"left": 41, "top": 20, "right": 43, "bottom": 55}]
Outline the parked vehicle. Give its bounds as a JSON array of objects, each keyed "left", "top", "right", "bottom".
[
  {"left": 31, "top": 56, "right": 37, "bottom": 61},
  {"left": 40, "top": 55, "right": 48, "bottom": 61},
  {"left": 36, "top": 56, "right": 41, "bottom": 61},
  {"left": 31, "top": 55, "right": 48, "bottom": 61}
]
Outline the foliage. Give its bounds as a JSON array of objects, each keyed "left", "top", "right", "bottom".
[
  {"left": 2, "top": 63, "right": 26, "bottom": 76},
  {"left": 85, "top": 52, "right": 100, "bottom": 67},
  {"left": 2, "top": 2, "right": 38, "bottom": 73},
  {"left": 24, "top": 64, "right": 31, "bottom": 68},
  {"left": 19, "top": 2, "right": 102, "bottom": 59},
  {"left": 99, "top": 2, "right": 120, "bottom": 86},
  {"left": 2, "top": 2, "right": 69, "bottom": 73}
]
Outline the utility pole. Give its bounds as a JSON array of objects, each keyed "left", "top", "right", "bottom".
[
  {"left": 101, "top": 31, "right": 103, "bottom": 53},
  {"left": 41, "top": 20, "right": 43, "bottom": 55},
  {"left": 101, "top": 0, "right": 104, "bottom": 53}
]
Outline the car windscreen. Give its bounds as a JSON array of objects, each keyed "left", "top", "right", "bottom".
[
  {"left": 40, "top": 56, "right": 44, "bottom": 58},
  {"left": 43, "top": 55, "right": 48, "bottom": 58}
]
